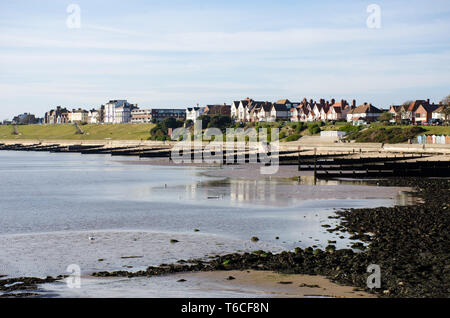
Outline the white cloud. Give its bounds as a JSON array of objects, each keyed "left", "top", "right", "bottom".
[
  {"left": 0, "top": 2, "right": 449, "bottom": 119},
  {"left": 1, "top": 20, "right": 448, "bottom": 52}
]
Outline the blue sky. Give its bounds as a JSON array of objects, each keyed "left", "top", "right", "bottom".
[{"left": 0, "top": 0, "right": 449, "bottom": 119}]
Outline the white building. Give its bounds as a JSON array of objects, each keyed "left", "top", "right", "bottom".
[
  {"left": 104, "top": 100, "right": 137, "bottom": 124},
  {"left": 69, "top": 109, "right": 89, "bottom": 123},
  {"left": 320, "top": 131, "right": 347, "bottom": 139},
  {"left": 347, "top": 103, "right": 382, "bottom": 123},
  {"left": 237, "top": 100, "right": 251, "bottom": 122},
  {"left": 186, "top": 107, "right": 204, "bottom": 123},
  {"left": 268, "top": 104, "right": 289, "bottom": 122},
  {"left": 432, "top": 106, "right": 446, "bottom": 121},
  {"left": 231, "top": 101, "right": 240, "bottom": 120},
  {"left": 131, "top": 109, "right": 152, "bottom": 123},
  {"left": 88, "top": 109, "right": 100, "bottom": 124}
]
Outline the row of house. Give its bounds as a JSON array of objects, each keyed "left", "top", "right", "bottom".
[
  {"left": 19, "top": 97, "right": 450, "bottom": 126},
  {"left": 225, "top": 98, "right": 383, "bottom": 124},
  {"left": 44, "top": 100, "right": 186, "bottom": 125},
  {"left": 45, "top": 106, "right": 101, "bottom": 124},
  {"left": 389, "top": 100, "right": 446, "bottom": 124},
  {"left": 11, "top": 113, "right": 44, "bottom": 125},
  {"left": 186, "top": 104, "right": 232, "bottom": 122}
]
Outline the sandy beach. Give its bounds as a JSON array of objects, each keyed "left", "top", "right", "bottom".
[
  {"left": 168, "top": 270, "right": 376, "bottom": 298},
  {"left": 35, "top": 270, "right": 375, "bottom": 298}
]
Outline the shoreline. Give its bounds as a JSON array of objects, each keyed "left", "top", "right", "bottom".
[
  {"left": 1, "top": 177, "right": 447, "bottom": 298},
  {"left": 1, "top": 138, "right": 449, "bottom": 155},
  {"left": 0, "top": 158, "right": 448, "bottom": 297},
  {"left": 167, "top": 270, "right": 375, "bottom": 298},
  {"left": 61, "top": 178, "right": 450, "bottom": 298}
]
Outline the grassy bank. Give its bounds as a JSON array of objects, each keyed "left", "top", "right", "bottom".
[
  {"left": 344, "top": 125, "right": 450, "bottom": 143},
  {"left": 0, "top": 124, "right": 155, "bottom": 140},
  {"left": 0, "top": 122, "right": 448, "bottom": 143}
]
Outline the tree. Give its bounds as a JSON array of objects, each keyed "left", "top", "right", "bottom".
[
  {"left": 161, "top": 117, "right": 182, "bottom": 131},
  {"left": 402, "top": 100, "right": 413, "bottom": 107},
  {"left": 207, "top": 115, "right": 232, "bottom": 131},
  {"left": 185, "top": 119, "right": 194, "bottom": 128},
  {"left": 399, "top": 100, "right": 413, "bottom": 123},
  {"left": 441, "top": 95, "right": 450, "bottom": 125},
  {"left": 197, "top": 115, "right": 211, "bottom": 130},
  {"left": 379, "top": 112, "right": 393, "bottom": 123},
  {"left": 149, "top": 117, "right": 183, "bottom": 140}
]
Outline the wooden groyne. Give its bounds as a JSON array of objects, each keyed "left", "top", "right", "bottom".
[
  {"left": 297, "top": 154, "right": 450, "bottom": 178},
  {"left": 0, "top": 142, "right": 341, "bottom": 164},
  {"left": 1, "top": 141, "right": 448, "bottom": 178}
]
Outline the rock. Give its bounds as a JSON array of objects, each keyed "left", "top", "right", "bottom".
[
  {"left": 299, "top": 283, "right": 320, "bottom": 288},
  {"left": 251, "top": 237, "right": 259, "bottom": 242}
]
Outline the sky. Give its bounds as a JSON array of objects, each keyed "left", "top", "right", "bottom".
[{"left": 0, "top": 0, "right": 449, "bottom": 120}]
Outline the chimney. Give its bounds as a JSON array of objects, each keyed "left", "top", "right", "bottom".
[
  {"left": 427, "top": 99, "right": 430, "bottom": 104},
  {"left": 331, "top": 98, "right": 335, "bottom": 105},
  {"left": 352, "top": 99, "right": 356, "bottom": 108}
]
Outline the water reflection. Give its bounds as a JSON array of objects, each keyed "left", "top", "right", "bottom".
[{"left": 138, "top": 176, "right": 420, "bottom": 208}]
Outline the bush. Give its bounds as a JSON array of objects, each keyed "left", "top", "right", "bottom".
[
  {"left": 295, "top": 122, "right": 306, "bottom": 133},
  {"left": 350, "top": 126, "right": 426, "bottom": 143},
  {"left": 285, "top": 134, "right": 301, "bottom": 142},
  {"left": 379, "top": 112, "right": 393, "bottom": 122},
  {"left": 150, "top": 117, "right": 184, "bottom": 140},
  {"left": 208, "top": 115, "right": 232, "bottom": 130},
  {"left": 308, "top": 123, "right": 321, "bottom": 135},
  {"left": 197, "top": 115, "right": 211, "bottom": 129},
  {"left": 339, "top": 124, "right": 363, "bottom": 134}
]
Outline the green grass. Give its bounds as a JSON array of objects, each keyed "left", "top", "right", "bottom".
[
  {"left": 0, "top": 124, "right": 156, "bottom": 140},
  {"left": 346, "top": 125, "right": 450, "bottom": 143},
  {"left": 320, "top": 121, "right": 348, "bottom": 131},
  {"left": 368, "top": 123, "right": 450, "bottom": 136},
  {"left": 1, "top": 122, "right": 447, "bottom": 142}
]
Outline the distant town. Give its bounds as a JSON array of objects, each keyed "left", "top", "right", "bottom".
[{"left": 3, "top": 97, "right": 449, "bottom": 127}]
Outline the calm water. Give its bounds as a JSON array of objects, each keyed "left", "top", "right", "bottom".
[{"left": 0, "top": 151, "right": 414, "bottom": 297}]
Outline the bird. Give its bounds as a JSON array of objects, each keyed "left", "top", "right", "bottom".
[{"left": 88, "top": 236, "right": 95, "bottom": 242}]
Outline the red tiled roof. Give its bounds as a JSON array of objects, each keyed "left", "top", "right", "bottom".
[{"left": 349, "top": 104, "right": 382, "bottom": 114}]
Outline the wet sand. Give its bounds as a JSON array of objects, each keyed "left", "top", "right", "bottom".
[
  {"left": 166, "top": 270, "right": 376, "bottom": 298},
  {"left": 0, "top": 230, "right": 283, "bottom": 279},
  {"left": 35, "top": 270, "right": 376, "bottom": 298}
]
